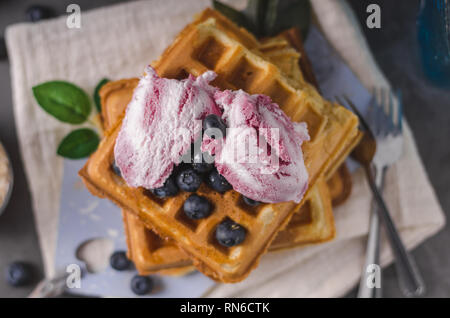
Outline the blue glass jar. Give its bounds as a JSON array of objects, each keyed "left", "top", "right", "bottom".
[{"left": 417, "top": 0, "right": 450, "bottom": 88}]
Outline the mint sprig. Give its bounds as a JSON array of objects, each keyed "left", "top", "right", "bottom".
[
  {"left": 269, "top": 0, "right": 311, "bottom": 38},
  {"left": 94, "top": 78, "right": 110, "bottom": 113},
  {"left": 213, "top": 0, "right": 311, "bottom": 38},
  {"left": 32, "top": 79, "right": 106, "bottom": 159},
  {"left": 212, "top": 0, "right": 253, "bottom": 32},
  {"left": 32, "top": 81, "right": 91, "bottom": 124},
  {"left": 57, "top": 128, "right": 100, "bottom": 159}
]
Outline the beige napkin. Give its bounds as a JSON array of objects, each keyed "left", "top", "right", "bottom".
[{"left": 5, "top": 0, "right": 445, "bottom": 297}]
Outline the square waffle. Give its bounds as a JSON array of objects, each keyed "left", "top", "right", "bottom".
[
  {"left": 80, "top": 8, "right": 360, "bottom": 282},
  {"left": 102, "top": 29, "right": 346, "bottom": 275},
  {"left": 101, "top": 82, "right": 344, "bottom": 273},
  {"left": 270, "top": 177, "right": 334, "bottom": 251},
  {"left": 122, "top": 211, "right": 195, "bottom": 276},
  {"left": 98, "top": 79, "right": 195, "bottom": 276},
  {"left": 124, "top": 176, "right": 336, "bottom": 275}
]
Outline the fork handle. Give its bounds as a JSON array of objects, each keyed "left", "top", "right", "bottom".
[
  {"left": 364, "top": 164, "right": 426, "bottom": 297},
  {"left": 357, "top": 165, "right": 383, "bottom": 298}
]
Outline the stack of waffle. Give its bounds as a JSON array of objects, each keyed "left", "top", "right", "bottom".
[{"left": 80, "top": 8, "right": 361, "bottom": 283}]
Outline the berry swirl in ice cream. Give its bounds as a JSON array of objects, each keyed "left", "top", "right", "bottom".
[
  {"left": 115, "top": 67, "right": 309, "bottom": 203},
  {"left": 114, "top": 67, "right": 221, "bottom": 189},
  {"left": 205, "top": 90, "right": 309, "bottom": 203}
]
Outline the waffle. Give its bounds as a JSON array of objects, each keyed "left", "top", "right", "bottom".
[
  {"left": 260, "top": 29, "right": 362, "bottom": 178},
  {"left": 80, "top": 8, "right": 360, "bottom": 282},
  {"left": 123, "top": 169, "right": 345, "bottom": 275},
  {"left": 123, "top": 211, "right": 195, "bottom": 276},
  {"left": 270, "top": 176, "right": 333, "bottom": 250},
  {"left": 96, "top": 79, "right": 193, "bottom": 275},
  {"left": 124, "top": 176, "right": 335, "bottom": 275},
  {"left": 327, "top": 164, "right": 352, "bottom": 207},
  {"left": 259, "top": 35, "right": 305, "bottom": 88},
  {"left": 101, "top": 31, "right": 345, "bottom": 276},
  {"left": 99, "top": 79, "right": 345, "bottom": 273}
]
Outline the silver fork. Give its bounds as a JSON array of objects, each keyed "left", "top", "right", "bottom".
[{"left": 336, "top": 89, "right": 425, "bottom": 297}]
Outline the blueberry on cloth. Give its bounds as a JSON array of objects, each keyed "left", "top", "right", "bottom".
[
  {"left": 25, "top": 5, "right": 54, "bottom": 22},
  {"left": 6, "top": 262, "right": 33, "bottom": 287}
]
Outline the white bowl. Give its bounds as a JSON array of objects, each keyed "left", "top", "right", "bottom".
[{"left": 0, "top": 141, "right": 13, "bottom": 216}]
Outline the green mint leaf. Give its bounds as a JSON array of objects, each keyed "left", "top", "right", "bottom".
[
  {"left": 93, "top": 78, "right": 110, "bottom": 113},
  {"left": 271, "top": 0, "right": 311, "bottom": 38},
  {"left": 32, "top": 81, "right": 91, "bottom": 124},
  {"left": 264, "top": 0, "right": 279, "bottom": 36},
  {"left": 245, "top": 0, "right": 269, "bottom": 37},
  {"left": 212, "top": 0, "right": 255, "bottom": 33},
  {"left": 57, "top": 128, "right": 100, "bottom": 159}
]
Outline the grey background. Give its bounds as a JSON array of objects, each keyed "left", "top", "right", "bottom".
[{"left": 0, "top": 0, "right": 448, "bottom": 298}]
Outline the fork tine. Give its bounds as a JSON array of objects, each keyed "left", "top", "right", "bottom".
[
  {"left": 388, "top": 88, "right": 396, "bottom": 128},
  {"left": 387, "top": 89, "right": 398, "bottom": 133},
  {"left": 375, "top": 88, "right": 386, "bottom": 135}
]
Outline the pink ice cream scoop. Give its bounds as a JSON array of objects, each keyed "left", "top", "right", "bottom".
[
  {"left": 204, "top": 90, "right": 310, "bottom": 203},
  {"left": 114, "top": 66, "right": 221, "bottom": 189}
]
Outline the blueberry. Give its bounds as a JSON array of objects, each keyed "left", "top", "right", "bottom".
[
  {"left": 176, "top": 168, "right": 202, "bottom": 192},
  {"left": 152, "top": 176, "right": 179, "bottom": 198},
  {"left": 192, "top": 151, "right": 214, "bottom": 174},
  {"left": 6, "top": 262, "right": 33, "bottom": 287},
  {"left": 130, "top": 275, "right": 153, "bottom": 295},
  {"left": 183, "top": 195, "right": 212, "bottom": 219},
  {"left": 25, "top": 5, "right": 54, "bottom": 22},
  {"left": 111, "top": 160, "right": 122, "bottom": 177},
  {"left": 242, "top": 196, "right": 260, "bottom": 207},
  {"left": 110, "top": 251, "right": 131, "bottom": 271},
  {"left": 0, "top": 37, "right": 7, "bottom": 60},
  {"left": 193, "top": 162, "right": 214, "bottom": 174},
  {"left": 203, "top": 114, "right": 227, "bottom": 138},
  {"left": 215, "top": 219, "right": 246, "bottom": 247},
  {"left": 207, "top": 169, "right": 232, "bottom": 193}
]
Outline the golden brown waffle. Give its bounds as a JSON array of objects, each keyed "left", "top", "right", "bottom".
[
  {"left": 123, "top": 211, "right": 194, "bottom": 276},
  {"left": 98, "top": 79, "right": 196, "bottom": 276},
  {"left": 327, "top": 164, "right": 352, "bottom": 207},
  {"left": 124, "top": 177, "right": 334, "bottom": 275},
  {"left": 80, "top": 8, "right": 359, "bottom": 282},
  {"left": 259, "top": 36, "right": 305, "bottom": 87},
  {"left": 100, "top": 79, "right": 347, "bottom": 274},
  {"left": 270, "top": 176, "right": 334, "bottom": 250},
  {"left": 101, "top": 29, "right": 346, "bottom": 275}
]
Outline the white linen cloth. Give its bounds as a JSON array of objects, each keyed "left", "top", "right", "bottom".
[{"left": 5, "top": 0, "right": 445, "bottom": 297}]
